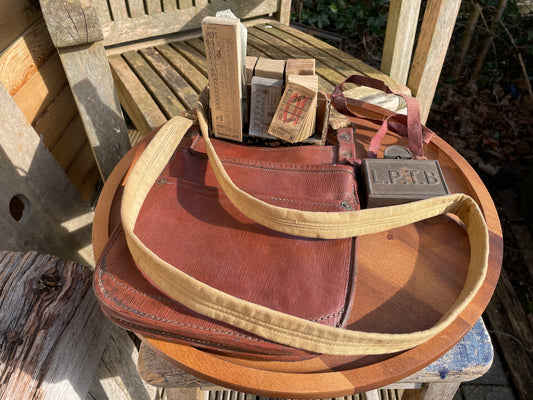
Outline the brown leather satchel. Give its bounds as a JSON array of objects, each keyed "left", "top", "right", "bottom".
[
  {"left": 94, "top": 77, "right": 489, "bottom": 359},
  {"left": 94, "top": 128, "right": 360, "bottom": 360}
]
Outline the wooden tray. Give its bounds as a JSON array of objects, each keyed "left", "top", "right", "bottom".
[{"left": 92, "top": 121, "right": 502, "bottom": 398}]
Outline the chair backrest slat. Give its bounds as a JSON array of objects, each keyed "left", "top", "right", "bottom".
[
  {"left": 92, "top": 1, "right": 112, "bottom": 24},
  {"left": 381, "top": 0, "right": 421, "bottom": 86},
  {"left": 145, "top": 0, "right": 162, "bottom": 15},
  {"left": 108, "top": 0, "right": 129, "bottom": 22},
  {"left": 407, "top": 0, "right": 462, "bottom": 123},
  {"left": 127, "top": 0, "right": 146, "bottom": 18},
  {"left": 382, "top": 0, "right": 462, "bottom": 123},
  {"left": 162, "top": 0, "right": 177, "bottom": 12},
  {"left": 99, "top": 0, "right": 288, "bottom": 47}
]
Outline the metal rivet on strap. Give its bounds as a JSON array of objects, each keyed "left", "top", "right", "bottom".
[
  {"left": 339, "top": 133, "right": 351, "bottom": 141},
  {"left": 340, "top": 201, "right": 352, "bottom": 210}
]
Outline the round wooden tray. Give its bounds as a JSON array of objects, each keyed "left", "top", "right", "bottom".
[{"left": 93, "top": 121, "right": 502, "bottom": 398}]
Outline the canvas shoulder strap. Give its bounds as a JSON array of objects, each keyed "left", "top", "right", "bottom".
[{"left": 120, "top": 111, "right": 489, "bottom": 356}]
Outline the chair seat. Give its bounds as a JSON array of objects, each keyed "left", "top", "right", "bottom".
[{"left": 107, "top": 21, "right": 410, "bottom": 135}]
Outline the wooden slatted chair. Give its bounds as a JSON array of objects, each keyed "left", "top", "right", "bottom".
[{"left": 38, "top": 0, "right": 462, "bottom": 183}]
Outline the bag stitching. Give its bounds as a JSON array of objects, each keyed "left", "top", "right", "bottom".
[
  {"left": 157, "top": 180, "right": 354, "bottom": 210},
  {"left": 97, "top": 230, "right": 347, "bottom": 341}
]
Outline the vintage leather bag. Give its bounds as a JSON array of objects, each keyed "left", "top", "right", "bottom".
[
  {"left": 95, "top": 125, "right": 359, "bottom": 360},
  {"left": 94, "top": 77, "right": 489, "bottom": 359}
]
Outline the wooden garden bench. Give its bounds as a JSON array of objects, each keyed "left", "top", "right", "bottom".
[
  {"left": 0, "top": 0, "right": 503, "bottom": 399},
  {"left": 38, "top": 0, "right": 462, "bottom": 181}
]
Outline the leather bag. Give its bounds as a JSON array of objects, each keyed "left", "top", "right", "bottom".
[
  {"left": 95, "top": 127, "right": 359, "bottom": 360},
  {"left": 94, "top": 78, "right": 489, "bottom": 358}
]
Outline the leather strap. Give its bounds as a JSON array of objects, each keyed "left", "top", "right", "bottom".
[
  {"left": 120, "top": 108, "right": 489, "bottom": 355},
  {"left": 331, "top": 75, "right": 434, "bottom": 159}
]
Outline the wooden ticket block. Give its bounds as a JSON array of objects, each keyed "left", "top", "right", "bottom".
[
  {"left": 285, "top": 59, "right": 315, "bottom": 83},
  {"left": 268, "top": 74, "right": 318, "bottom": 143},
  {"left": 245, "top": 56, "right": 257, "bottom": 84},
  {"left": 202, "top": 14, "right": 246, "bottom": 141},
  {"left": 254, "top": 57, "right": 286, "bottom": 80},
  {"left": 249, "top": 76, "right": 284, "bottom": 138},
  {"left": 244, "top": 56, "right": 257, "bottom": 124}
]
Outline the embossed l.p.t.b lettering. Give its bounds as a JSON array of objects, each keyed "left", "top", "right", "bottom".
[
  {"left": 424, "top": 170, "right": 440, "bottom": 184},
  {"left": 371, "top": 168, "right": 441, "bottom": 185}
]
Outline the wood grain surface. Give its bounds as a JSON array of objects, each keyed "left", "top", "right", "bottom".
[
  {"left": 0, "top": 12, "right": 101, "bottom": 201},
  {"left": 0, "top": 251, "right": 111, "bottom": 400},
  {"left": 92, "top": 119, "right": 502, "bottom": 397},
  {"left": 105, "top": 21, "right": 413, "bottom": 136}
]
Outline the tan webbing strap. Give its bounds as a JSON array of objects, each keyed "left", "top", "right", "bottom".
[{"left": 121, "top": 112, "right": 489, "bottom": 355}]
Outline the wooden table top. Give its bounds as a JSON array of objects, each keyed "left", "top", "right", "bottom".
[{"left": 92, "top": 117, "right": 503, "bottom": 398}]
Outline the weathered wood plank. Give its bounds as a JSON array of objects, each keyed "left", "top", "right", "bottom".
[
  {"left": 53, "top": 41, "right": 131, "bottom": 180},
  {"left": 246, "top": 34, "right": 287, "bottom": 59},
  {"left": 277, "top": 0, "right": 292, "bottom": 26},
  {"left": 109, "top": 55, "right": 167, "bottom": 133},
  {"left": 12, "top": 53, "right": 66, "bottom": 124},
  {"left": 92, "top": 0, "right": 113, "bottom": 24},
  {"left": 0, "top": 0, "right": 41, "bottom": 54},
  {"left": 162, "top": 0, "right": 178, "bottom": 12},
  {"left": 138, "top": 343, "right": 221, "bottom": 389},
  {"left": 381, "top": 0, "right": 421, "bottom": 85},
  {"left": 127, "top": 0, "right": 146, "bottom": 18},
  {"left": 78, "top": 165, "right": 102, "bottom": 203},
  {"left": 155, "top": 44, "right": 208, "bottom": 92},
  {"left": 0, "top": 19, "right": 55, "bottom": 96},
  {"left": 122, "top": 50, "right": 186, "bottom": 118},
  {"left": 165, "top": 388, "right": 203, "bottom": 400},
  {"left": 178, "top": 0, "right": 194, "bottom": 9},
  {"left": 170, "top": 42, "right": 208, "bottom": 76},
  {"left": 252, "top": 25, "right": 349, "bottom": 86},
  {"left": 0, "top": 83, "right": 93, "bottom": 263},
  {"left": 145, "top": 0, "right": 163, "bottom": 15},
  {"left": 88, "top": 327, "right": 158, "bottom": 400},
  {"left": 100, "top": 0, "right": 280, "bottom": 46},
  {"left": 108, "top": 0, "right": 129, "bottom": 21},
  {"left": 0, "top": 250, "right": 112, "bottom": 399},
  {"left": 50, "top": 115, "right": 87, "bottom": 171},
  {"left": 140, "top": 47, "right": 199, "bottom": 109},
  {"left": 249, "top": 27, "right": 312, "bottom": 59},
  {"left": 40, "top": 0, "right": 104, "bottom": 48},
  {"left": 271, "top": 22, "right": 410, "bottom": 96},
  {"left": 65, "top": 140, "right": 101, "bottom": 201},
  {"left": 39, "top": 0, "right": 132, "bottom": 180},
  {"left": 407, "top": 0, "right": 462, "bottom": 123},
  {"left": 401, "top": 382, "right": 460, "bottom": 400},
  {"left": 33, "top": 84, "right": 78, "bottom": 150},
  {"left": 246, "top": 33, "right": 334, "bottom": 92},
  {"left": 245, "top": 44, "right": 269, "bottom": 59},
  {"left": 181, "top": 38, "right": 208, "bottom": 56}
]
